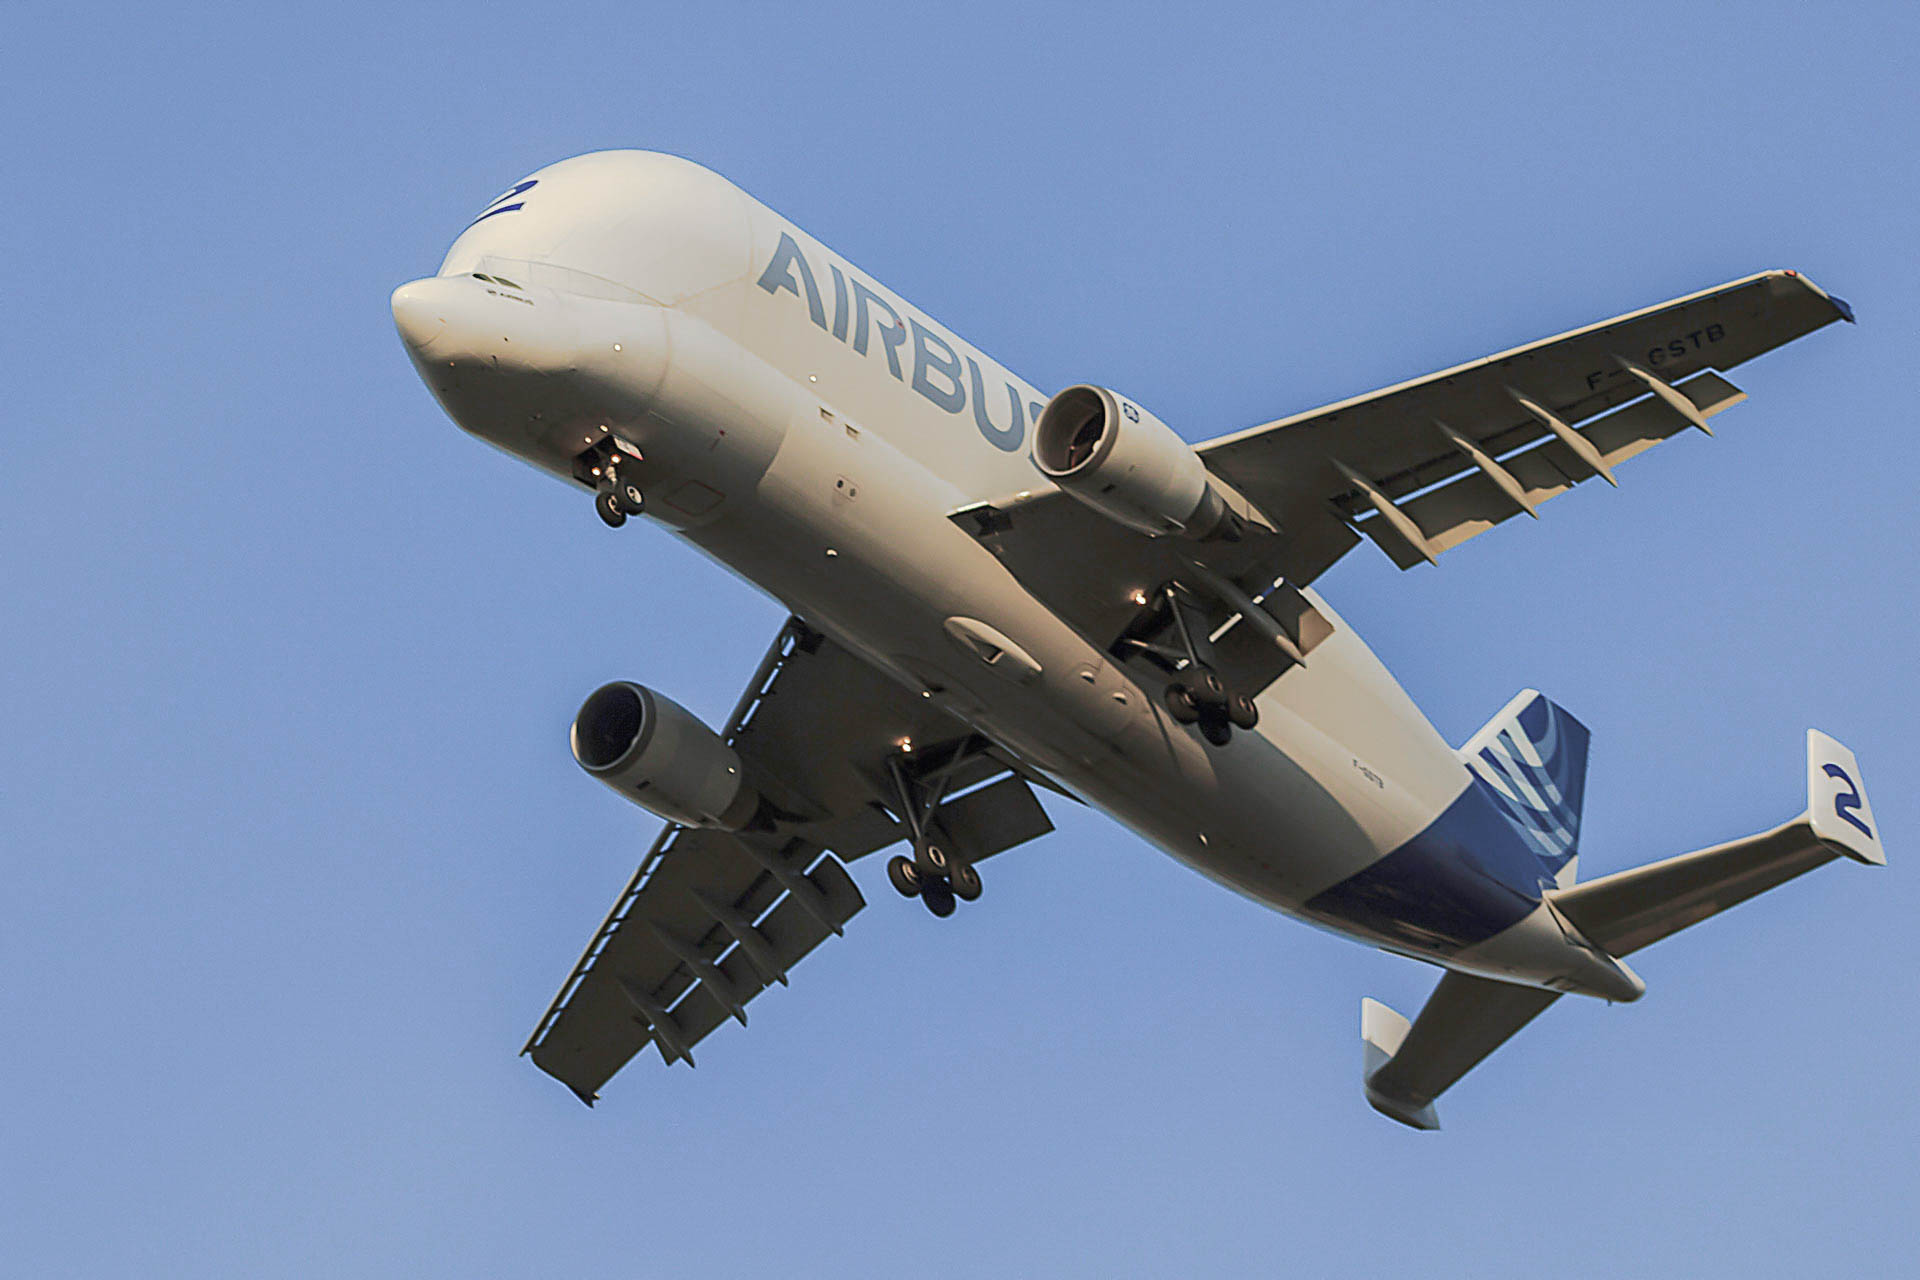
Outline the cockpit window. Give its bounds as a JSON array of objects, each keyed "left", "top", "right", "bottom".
[{"left": 469, "top": 272, "right": 525, "bottom": 290}]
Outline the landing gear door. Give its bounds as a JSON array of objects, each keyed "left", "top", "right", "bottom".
[
  {"left": 930, "top": 774, "right": 1055, "bottom": 865},
  {"left": 571, "top": 430, "right": 646, "bottom": 489}
]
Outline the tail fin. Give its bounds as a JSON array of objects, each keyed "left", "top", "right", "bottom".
[
  {"left": 1364, "top": 728, "right": 1883, "bottom": 1129},
  {"left": 1459, "top": 690, "right": 1591, "bottom": 887}
]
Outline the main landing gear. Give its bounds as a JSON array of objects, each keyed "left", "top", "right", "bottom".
[
  {"left": 1140, "top": 583, "right": 1259, "bottom": 749},
  {"left": 886, "top": 850, "right": 981, "bottom": 917},
  {"left": 883, "top": 744, "right": 985, "bottom": 918},
  {"left": 1162, "top": 672, "right": 1259, "bottom": 746},
  {"left": 574, "top": 434, "right": 646, "bottom": 528}
]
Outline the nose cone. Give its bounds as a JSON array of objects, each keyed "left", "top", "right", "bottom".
[
  {"left": 388, "top": 273, "right": 581, "bottom": 373},
  {"left": 391, "top": 278, "right": 451, "bottom": 354}
]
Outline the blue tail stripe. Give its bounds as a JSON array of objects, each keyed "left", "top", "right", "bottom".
[
  {"left": 1307, "top": 692, "right": 1593, "bottom": 953},
  {"left": 1305, "top": 784, "right": 1547, "bottom": 953},
  {"left": 1465, "top": 693, "right": 1589, "bottom": 877}
]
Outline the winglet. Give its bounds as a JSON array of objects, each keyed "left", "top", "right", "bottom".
[
  {"left": 1807, "top": 729, "right": 1885, "bottom": 866},
  {"left": 1361, "top": 998, "right": 1440, "bottom": 1130},
  {"left": 1782, "top": 269, "right": 1856, "bottom": 324}
]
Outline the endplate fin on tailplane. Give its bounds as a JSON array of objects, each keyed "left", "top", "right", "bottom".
[
  {"left": 1362, "top": 729, "right": 1883, "bottom": 1129},
  {"left": 1459, "top": 689, "right": 1590, "bottom": 888}
]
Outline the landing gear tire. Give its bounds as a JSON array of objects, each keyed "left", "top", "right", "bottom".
[
  {"left": 1201, "top": 717, "right": 1233, "bottom": 747},
  {"left": 921, "top": 880, "right": 956, "bottom": 918},
  {"left": 887, "top": 854, "right": 922, "bottom": 898},
  {"left": 1228, "top": 693, "right": 1259, "bottom": 730},
  {"left": 920, "top": 843, "right": 949, "bottom": 877},
  {"left": 615, "top": 481, "right": 646, "bottom": 516},
  {"left": 950, "top": 861, "right": 982, "bottom": 902},
  {"left": 595, "top": 489, "right": 627, "bottom": 528},
  {"left": 1163, "top": 682, "right": 1202, "bottom": 724},
  {"left": 1192, "top": 669, "right": 1227, "bottom": 706}
]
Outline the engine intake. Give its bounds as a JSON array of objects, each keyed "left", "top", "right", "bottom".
[
  {"left": 571, "top": 681, "right": 760, "bottom": 829},
  {"left": 1032, "top": 385, "right": 1232, "bottom": 539}
]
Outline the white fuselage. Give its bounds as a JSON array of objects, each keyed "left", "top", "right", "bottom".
[{"left": 394, "top": 151, "right": 1635, "bottom": 1000}]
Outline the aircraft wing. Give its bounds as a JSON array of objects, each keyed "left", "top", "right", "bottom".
[
  {"left": 1196, "top": 268, "right": 1851, "bottom": 574},
  {"left": 523, "top": 619, "right": 1055, "bottom": 1104},
  {"left": 955, "top": 271, "right": 1850, "bottom": 682}
]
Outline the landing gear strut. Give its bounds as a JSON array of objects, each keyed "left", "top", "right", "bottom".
[
  {"left": 884, "top": 745, "right": 985, "bottom": 917},
  {"left": 1151, "top": 583, "right": 1258, "bottom": 749}
]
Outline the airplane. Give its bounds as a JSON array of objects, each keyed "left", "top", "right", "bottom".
[{"left": 392, "top": 150, "right": 1881, "bottom": 1128}]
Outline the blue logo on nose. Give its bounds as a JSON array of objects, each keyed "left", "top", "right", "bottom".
[{"left": 466, "top": 179, "right": 537, "bottom": 229}]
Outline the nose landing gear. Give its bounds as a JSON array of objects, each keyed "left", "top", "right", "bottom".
[
  {"left": 575, "top": 435, "right": 647, "bottom": 528},
  {"left": 595, "top": 478, "right": 645, "bottom": 527}
]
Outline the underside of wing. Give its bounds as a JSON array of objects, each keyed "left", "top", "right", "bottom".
[
  {"left": 526, "top": 825, "right": 863, "bottom": 1102},
  {"left": 951, "top": 272, "right": 1851, "bottom": 704},
  {"left": 523, "top": 620, "right": 1056, "bottom": 1104},
  {"left": 952, "top": 494, "right": 1333, "bottom": 704},
  {"left": 1198, "top": 269, "right": 1852, "bottom": 575}
]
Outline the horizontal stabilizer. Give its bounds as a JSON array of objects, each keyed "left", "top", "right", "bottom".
[
  {"left": 1551, "top": 729, "right": 1884, "bottom": 956},
  {"left": 1360, "top": 729, "right": 1883, "bottom": 1128},
  {"left": 1362, "top": 979, "right": 1560, "bottom": 1130}
]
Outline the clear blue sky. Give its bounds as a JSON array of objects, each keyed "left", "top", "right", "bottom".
[{"left": 7, "top": 3, "right": 1916, "bottom": 1275}]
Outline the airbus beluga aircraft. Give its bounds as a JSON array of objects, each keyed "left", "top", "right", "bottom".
[{"left": 393, "top": 150, "right": 1881, "bottom": 1128}]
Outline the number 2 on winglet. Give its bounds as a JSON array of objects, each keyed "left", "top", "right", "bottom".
[{"left": 1823, "top": 763, "right": 1873, "bottom": 839}]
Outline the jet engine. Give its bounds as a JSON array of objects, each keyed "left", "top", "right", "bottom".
[
  {"left": 1032, "top": 385, "right": 1234, "bottom": 539},
  {"left": 571, "top": 682, "right": 761, "bottom": 829}
]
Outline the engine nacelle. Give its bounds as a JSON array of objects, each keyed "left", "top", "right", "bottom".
[
  {"left": 571, "top": 682, "right": 760, "bottom": 830},
  {"left": 1032, "top": 385, "right": 1233, "bottom": 539}
]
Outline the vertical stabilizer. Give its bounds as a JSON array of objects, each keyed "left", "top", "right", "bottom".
[{"left": 1459, "top": 690, "right": 1590, "bottom": 887}]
